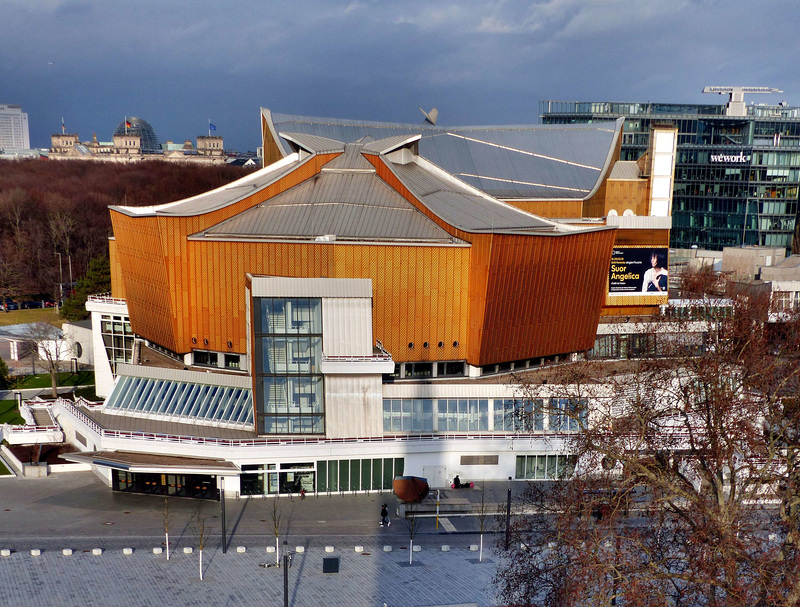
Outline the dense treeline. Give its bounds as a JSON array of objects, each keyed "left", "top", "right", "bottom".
[{"left": 0, "top": 158, "right": 253, "bottom": 301}]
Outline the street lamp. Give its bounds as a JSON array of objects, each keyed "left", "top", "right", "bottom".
[
  {"left": 54, "top": 252, "right": 63, "bottom": 309},
  {"left": 505, "top": 476, "right": 512, "bottom": 550}
]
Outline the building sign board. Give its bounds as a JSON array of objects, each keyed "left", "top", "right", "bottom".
[
  {"left": 710, "top": 151, "right": 750, "bottom": 163},
  {"left": 608, "top": 247, "right": 669, "bottom": 296}
]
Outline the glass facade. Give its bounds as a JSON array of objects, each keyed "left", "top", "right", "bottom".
[
  {"left": 253, "top": 297, "right": 324, "bottom": 435},
  {"left": 514, "top": 454, "right": 577, "bottom": 480},
  {"left": 382, "top": 397, "right": 587, "bottom": 433},
  {"left": 100, "top": 313, "right": 134, "bottom": 376},
  {"left": 239, "top": 458, "right": 404, "bottom": 495},
  {"left": 540, "top": 100, "right": 800, "bottom": 252},
  {"left": 113, "top": 471, "right": 218, "bottom": 499}
]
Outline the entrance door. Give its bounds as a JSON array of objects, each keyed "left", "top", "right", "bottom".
[{"left": 422, "top": 465, "right": 447, "bottom": 488}]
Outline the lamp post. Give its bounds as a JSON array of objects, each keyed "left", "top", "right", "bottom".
[
  {"left": 283, "top": 540, "right": 289, "bottom": 607},
  {"left": 505, "top": 476, "right": 512, "bottom": 551},
  {"left": 54, "top": 252, "right": 63, "bottom": 309},
  {"left": 220, "top": 483, "right": 227, "bottom": 554}
]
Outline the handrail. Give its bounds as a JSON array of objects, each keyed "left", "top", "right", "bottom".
[
  {"left": 87, "top": 294, "right": 127, "bottom": 306},
  {"left": 322, "top": 353, "right": 393, "bottom": 363},
  {"left": 6, "top": 425, "right": 61, "bottom": 433}
]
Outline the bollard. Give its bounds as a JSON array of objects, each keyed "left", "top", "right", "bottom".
[
  {"left": 295, "top": 546, "right": 305, "bottom": 554},
  {"left": 31, "top": 549, "right": 41, "bottom": 556},
  {"left": 266, "top": 546, "right": 276, "bottom": 553},
  {"left": 469, "top": 545, "right": 479, "bottom": 552},
  {"left": 1, "top": 549, "right": 11, "bottom": 557},
  {"left": 412, "top": 545, "right": 422, "bottom": 552},
  {"left": 183, "top": 547, "right": 193, "bottom": 554},
  {"left": 325, "top": 546, "right": 335, "bottom": 553},
  {"left": 153, "top": 547, "right": 163, "bottom": 555},
  {"left": 92, "top": 548, "right": 102, "bottom": 556},
  {"left": 123, "top": 548, "right": 133, "bottom": 555},
  {"left": 236, "top": 546, "right": 246, "bottom": 553},
  {"left": 62, "top": 549, "right": 73, "bottom": 556},
  {"left": 441, "top": 545, "right": 450, "bottom": 552},
  {"left": 354, "top": 546, "right": 364, "bottom": 553},
  {"left": 383, "top": 546, "right": 392, "bottom": 552}
]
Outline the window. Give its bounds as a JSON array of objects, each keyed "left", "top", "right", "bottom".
[
  {"left": 194, "top": 351, "right": 218, "bottom": 367},
  {"left": 550, "top": 398, "right": 587, "bottom": 431},
  {"left": 100, "top": 313, "right": 134, "bottom": 375},
  {"left": 254, "top": 298, "right": 324, "bottom": 435},
  {"left": 515, "top": 454, "right": 577, "bottom": 480}
]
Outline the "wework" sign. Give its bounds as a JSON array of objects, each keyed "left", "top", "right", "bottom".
[{"left": 710, "top": 152, "right": 750, "bottom": 163}]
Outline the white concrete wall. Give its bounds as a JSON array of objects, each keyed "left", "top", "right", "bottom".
[
  {"left": 322, "top": 297, "right": 373, "bottom": 356},
  {"left": 324, "top": 375, "right": 383, "bottom": 438},
  {"left": 61, "top": 323, "right": 94, "bottom": 366}
]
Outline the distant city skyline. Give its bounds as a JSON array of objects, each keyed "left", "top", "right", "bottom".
[{"left": 2, "top": 0, "right": 798, "bottom": 153}]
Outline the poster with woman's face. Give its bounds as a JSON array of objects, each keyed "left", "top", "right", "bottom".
[{"left": 608, "top": 247, "right": 669, "bottom": 296}]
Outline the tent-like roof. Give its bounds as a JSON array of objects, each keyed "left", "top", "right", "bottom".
[
  {"left": 262, "top": 109, "right": 623, "bottom": 201},
  {"left": 196, "top": 136, "right": 569, "bottom": 243}
]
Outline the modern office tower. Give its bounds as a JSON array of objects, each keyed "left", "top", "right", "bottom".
[
  {"left": 0, "top": 104, "right": 31, "bottom": 151},
  {"left": 541, "top": 88, "right": 800, "bottom": 252}
]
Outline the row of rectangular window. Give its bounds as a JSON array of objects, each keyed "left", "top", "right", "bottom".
[
  {"left": 239, "top": 458, "right": 404, "bottom": 495},
  {"left": 515, "top": 454, "right": 576, "bottom": 480},
  {"left": 255, "top": 297, "right": 322, "bottom": 335},
  {"left": 260, "top": 336, "right": 321, "bottom": 374},
  {"left": 381, "top": 398, "right": 586, "bottom": 433},
  {"left": 261, "top": 375, "right": 322, "bottom": 414},
  {"left": 258, "top": 414, "right": 324, "bottom": 435},
  {"left": 194, "top": 351, "right": 241, "bottom": 369}
]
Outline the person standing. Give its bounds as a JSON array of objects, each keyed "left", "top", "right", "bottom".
[{"left": 380, "top": 504, "right": 390, "bottom": 527}]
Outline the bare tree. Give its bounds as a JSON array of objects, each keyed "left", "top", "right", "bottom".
[
  {"left": 23, "top": 322, "right": 69, "bottom": 397},
  {"left": 475, "top": 480, "right": 490, "bottom": 562},
  {"left": 162, "top": 497, "right": 172, "bottom": 560},
  {"left": 405, "top": 501, "right": 421, "bottom": 565},
  {"left": 495, "top": 290, "right": 800, "bottom": 607},
  {"left": 268, "top": 495, "right": 293, "bottom": 566},
  {"left": 191, "top": 504, "right": 209, "bottom": 581}
]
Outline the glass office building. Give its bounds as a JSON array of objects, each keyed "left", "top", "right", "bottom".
[{"left": 541, "top": 99, "right": 800, "bottom": 252}]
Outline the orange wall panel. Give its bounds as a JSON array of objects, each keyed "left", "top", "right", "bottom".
[
  {"left": 479, "top": 229, "right": 616, "bottom": 365},
  {"left": 182, "top": 240, "right": 470, "bottom": 362}
]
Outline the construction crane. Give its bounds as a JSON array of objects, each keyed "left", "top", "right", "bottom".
[{"left": 702, "top": 86, "right": 783, "bottom": 116}]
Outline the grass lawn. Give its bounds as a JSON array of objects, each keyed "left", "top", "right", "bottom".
[
  {"left": 14, "top": 371, "right": 94, "bottom": 390},
  {"left": 0, "top": 307, "right": 61, "bottom": 328},
  {"left": 0, "top": 399, "right": 25, "bottom": 424}
]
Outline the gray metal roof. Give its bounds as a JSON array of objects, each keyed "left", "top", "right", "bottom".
[
  {"left": 110, "top": 153, "right": 305, "bottom": 217},
  {"left": 387, "top": 158, "right": 559, "bottom": 232},
  {"left": 262, "top": 109, "right": 622, "bottom": 201},
  {"left": 281, "top": 132, "right": 348, "bottom": 154},
  {"left": 200, "top": 142, "right": 458, "bottom": 242},
  {"left": 609, "top": 161, "right": 641, "bottom": 180}
]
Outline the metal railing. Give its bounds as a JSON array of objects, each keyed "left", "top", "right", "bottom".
[
  {"left": 322, "top": 353, "right": 392, "bottom": 363},
  {"left": 54, "top": 396, "right": 579, "bottom": 449},
  {"left": 87, "top": 293, "right": 127, "bottom": 306}
]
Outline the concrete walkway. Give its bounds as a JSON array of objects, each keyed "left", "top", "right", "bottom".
[{"left": 0, "top": 472, "right": 511, "bottom": 606}]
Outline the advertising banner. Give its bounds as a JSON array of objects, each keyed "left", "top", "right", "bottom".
[{"left": 608, "top": 247, "right": 669, "bottom": 296}]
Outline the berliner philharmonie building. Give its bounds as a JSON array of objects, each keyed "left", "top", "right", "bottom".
[{"left": 54, "top": 109, "right": 678, "bottom": 498}]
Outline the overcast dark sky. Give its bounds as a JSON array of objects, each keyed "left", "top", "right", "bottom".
[{"left": 2, "top": 0, "right": 798, "bottom": 153}]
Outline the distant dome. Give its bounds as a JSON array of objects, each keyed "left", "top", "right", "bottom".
[{"left": 113, "top": 117, "right": 160, "bottom": 153}]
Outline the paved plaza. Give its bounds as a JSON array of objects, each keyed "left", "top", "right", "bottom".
[{"left": 0, "top": 472, "right": 513, "bottom": 606}]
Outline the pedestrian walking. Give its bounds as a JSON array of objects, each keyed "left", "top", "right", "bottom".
[{"left": 380, "top": 503, "right": 390, "bottom": 527}]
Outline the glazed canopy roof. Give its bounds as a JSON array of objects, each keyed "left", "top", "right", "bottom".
[{"left": 263, "top": 109, "right": 623, "bottom": 201}]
